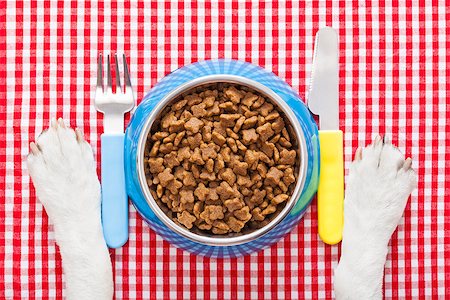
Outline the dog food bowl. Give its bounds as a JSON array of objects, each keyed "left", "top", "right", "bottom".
[{"left": 124, "top": 60, "right": 319, "bottom": 258}]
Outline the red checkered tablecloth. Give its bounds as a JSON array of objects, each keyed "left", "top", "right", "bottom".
[{"left": 1, "top": 0, "right": 449, "bottom": 299}]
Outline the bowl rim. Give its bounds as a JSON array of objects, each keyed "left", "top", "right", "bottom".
[{"left": 136, "top": 74, "right": 309, "bottom": 246}]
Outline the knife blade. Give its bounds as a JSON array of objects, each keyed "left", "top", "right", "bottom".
[{"left": 308, "top": 27, "right": 344, "bottom": 245}]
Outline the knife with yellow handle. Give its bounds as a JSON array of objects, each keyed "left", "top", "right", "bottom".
[{"left": 308, "top": 27, "right": 344, "bottom": 245}]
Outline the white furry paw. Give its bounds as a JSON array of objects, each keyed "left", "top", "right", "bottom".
[
  {"left": 27, "top": 118, "right": 101, "bottom": 223},
  {"left": 334, "top": 136, "right": 417, "bottom": 300},
  {"left": 27, "top": 118, "right": 113, "bottom": 300},
  {"left": 345, "top": 136, "right": 417, "bottom": 239}
]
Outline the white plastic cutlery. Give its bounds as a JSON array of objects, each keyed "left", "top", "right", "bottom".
[
  {"left": 308, "top": 27, "right": 344, "bottom": 245},
  {"left": 95, "top": 54, "right": 134, "bottom": 248}
]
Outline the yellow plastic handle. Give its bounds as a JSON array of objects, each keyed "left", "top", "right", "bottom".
[{"left": 318, "top": 130, "right": 344, "bottom": 245}]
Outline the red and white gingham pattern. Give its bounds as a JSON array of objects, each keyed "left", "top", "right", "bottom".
[{"left": 1, "top": 0, "right": 449, "bottom": 299}]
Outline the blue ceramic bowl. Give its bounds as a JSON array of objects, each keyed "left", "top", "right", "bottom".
[{"left": 124, "top": 60, "right": 319, "bottom": 258}]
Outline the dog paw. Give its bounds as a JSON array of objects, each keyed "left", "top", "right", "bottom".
[
  {"left": 344, "top": 136, "right": 417, "bottom": 237},
  {"left": 27, "top": 118, "right": 101, "bottom": 221}
]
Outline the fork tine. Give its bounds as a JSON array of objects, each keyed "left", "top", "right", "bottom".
[
  {"left": 97, "top": 54, "right": 103, "bottom": 91},
  {"left": 106, "top": 54, "right": 112, "bottom": 91},
  {"left": 114, "top": 53, "right": 122, "bottom": 93},
  {"left": 123, "top": 54, "right": 132, "bottom": 89}
]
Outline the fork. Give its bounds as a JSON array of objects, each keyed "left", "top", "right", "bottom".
[{"left": 95, "top": 53, "right": 134, "bottom": 248}]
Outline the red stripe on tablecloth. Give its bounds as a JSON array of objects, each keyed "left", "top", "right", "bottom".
[
  {"left": 391, "top": 2, "right": 400, "bottom": 296},
  {"left": 203, "top": 257, "right": 211, "bottom": 300},
  {"left": 446, "top": 6, "right": 450, "bottom": 293},
  {"left": 417, "top": 1, "right": 426, "bottom": 297},
  {"left": 12, "top": 2, "right": 23, "bottom": 298},
  {"left": 431, "top": 5, "right": 440, "bottom": 295},
  {"left": 176, "top": 248, "right": 183, "bottom": 299},
  {"left": 403, "top": 1, "right": 413, "bottom": 297},
  {"left": 0, "top": 0, "right": 6, "bottom": 297}
]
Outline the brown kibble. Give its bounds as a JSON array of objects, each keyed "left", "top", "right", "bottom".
[
  {"left": 262, "top": 204, "right": 276, "bottom": 216},
  {"left": 173, "top": 99, "right": 188, "bottom": 111},
  {"left": 206, "top": 101, "right": 221, "bottom": 116},
  {"left": 244, "top": 150, "right": 260, "bottom": 169},
  {"left": 163, "top": 133, "right": 177, "bottom": 144},
  {"left": 151, "top": 131, "right": 170, "bottom": 141},
  {"left": 250, "top": 189, "right": 266, "bottom": 204},
  {"left": 234, "top": 206, "right": 252, "bottom": 222},
  {"left": 173, "top": 131, "right": 186, "bottom": 147},
  {"left": 159, "top": 142, "right": 174, "bottom": 154},
  {"left": 235, "top": 140, "right": 247, "bottom": 151},
  {"left": 233, "top": 116, "right": 246, "bottom": 133},
  {"left": 256, "top": 123, "right": 274, "bottom": 142},
  {"left": 157, "top": 184, "right": 164, "bottom": 198},
  {"left": 202, "top": 125, "right": 212, "bottom": 142},
  {"left": 283, "top": 167, "right": 296, "bottom": 186},
  {"left": 252, "top": 207, "right": 265, "bottom": 221},
  {"left": 271, "top": 117, "right": 285, "bottom": 133},
  {"left": 184, "top": 117, "right": 204, "bottom": 134},
  {"left": 198, "top": 222, "right": 213, "bottom": 230},
  {"left": 158, "top": 168, "right": 174, "bottom": 187},
  {"left": 281, "top": 128, "right": 290, "bottom": 141},
  {"left": 177, "top": 211, "right": 196, "bottom": 229},
  {"left": 227, "top": 138, "right": 238, "bottom": 153},
  {"left": 242, "top": 116, "right": 258, "bottom": 130},
  {"left": 214, "top": 155, "right": 225, "bottom": 173},
  {"left": 204, "top": 96, "right": 216, "bottom": 108},
  {"left": 194, "top": 183, "right": 209, "bottom": 201},
  {"left": 219, "top": 101, "right": 238, "bottom": 112},
  {"left": 242, "top": 92, "right": 258, "bottom": 107},
  {"left": 224, "top": 86, "right": 243, "bottom": 104},
  {"left": 185, "top": 94, "right": 203, "bottom": 106},
  {"left": 265, "top": 110, "right": 280, "bottom": 121},
  {"left": 164, "top": 152, "right": 180, "bottom": 168},
  {"left": 183, "top": 171, "right": 197, "bottom": 187},
  {"left": 200, "top": 205, "right": 224, "bottom": 222},
  {"left": 220, "top": 168, "right": 237, "bottom": 186},
  {"left": 177, "top": 146, "right": 192, "bottom": 161},
  {"left": 279, "top": 137, "right": 292, "bottom": 148},
  {"left": 271, "top": 194, "right": 288, "bottom": 205},
  {"left": 227, "top": 216, "right": 246, "bottom": 233},
  {"left": 259, "top": 102, "right": 274, "bottom": 117},
  {"left": 150, "top": 140, "right": 161, "bottom": 157},
  {"left": 232, "top": 161, "right": 248, "bottom": 176},
  {"left": 200, "top": 170, "right": 216, "bottom": 181},
  {"left": 189, "top": 148, "right": 205, "bottom": 165},
  {"left": 252, "top": 96, "right": 265, "bottom": 109},
  {"left": 169, "top": 120, "right": 186, "bottom": 133},
  {"left": 191, "top": 103, "right": 207, "bottom": 117},
  {"left": 191, "top": 164, "right": 200, "bottom": 178},
  {"left": 193, "top": 202, "right": 203, "bottom": 218},
  {"left": 257, "top": 163, "right": 268, "bottom": 178},
  {"left": 187, "top": 133, "right": 202, "bottom": 149},
  {"left": 205, "top": 159, "right": 215, "bottom": 173},
  {"left": 161, "top": 112, "right": 177, "bottom": 129},
  {"left": 278, "top": 149, "right": 296, "bottom": 165},
  {"left": 148, "top": 157, "right": 165, "bottom": 173},
  {"left": 265, "top": 167, "right": 284, "bottom": 186},
  {"left": 224, "top": 198, "right": 245, "bottom": 212},
  {"left": 167, "top": 179, "right": 183, "bottom": 194},
  {"left": 236, "top": 175, "right": 252, "bottom": 188},
  {"left": 216, "top": 181, "right": 236, "bottom": 200},
  {"left": 226, "top": 128, "right": 239, "bottom": 140},
  {"left": 241, "top": 129, "right": 259, "bottom": 145},
  {"left": 211, "top": 131, "right": 227, "bottom": 146},
  {"left": 212, "top": 220, "right": 229, "bottom": 234},
  {"left": 220, "top": 114, "right": 241, "bottom": 127},
  {"left": 269, "top": 134, "right": 281, "bottom": 143},
  {"left": 200, "top": 143, "right": 218, "bottom": 160},
  {"left": 180, "top": 189, "right": 195, "bottom": 204}
]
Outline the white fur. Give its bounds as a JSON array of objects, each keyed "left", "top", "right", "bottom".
[
  {"left": 27, "top": 119, "right": 113, "bottom": 300},
  {"left": 334, "top": 138, "right": 417, "bottom": 299}
]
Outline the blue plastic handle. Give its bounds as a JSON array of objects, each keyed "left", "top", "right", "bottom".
[{"left": 101, "top": 133, "right": 128, "bottom": 248}]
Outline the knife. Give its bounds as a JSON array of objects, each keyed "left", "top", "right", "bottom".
[{"left": 308, "top": 27, "right": 344, "bottom": 245}]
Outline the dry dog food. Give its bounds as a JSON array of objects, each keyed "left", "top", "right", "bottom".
[{"left": 144, "top": 83, "right": 298, "bottom": 235}]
